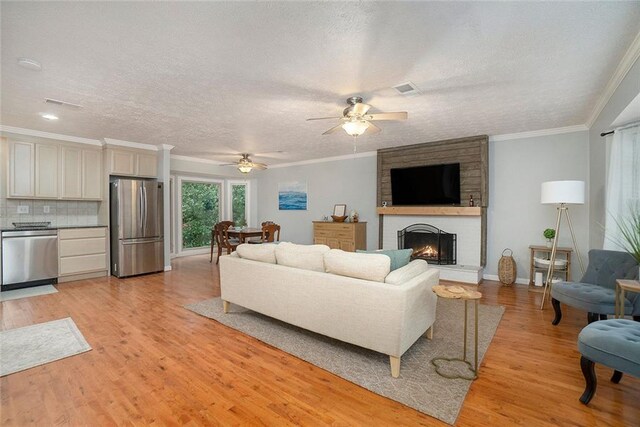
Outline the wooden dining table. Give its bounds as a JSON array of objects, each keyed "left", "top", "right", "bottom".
[{"left": 226, "top": 227, "right": 263, "bottom": 243}]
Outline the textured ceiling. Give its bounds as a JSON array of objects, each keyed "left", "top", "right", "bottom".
[{"left": 1, "top": 2, "right": 640, "bottom": 164}]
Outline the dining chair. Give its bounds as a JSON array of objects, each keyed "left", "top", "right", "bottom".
[
  {"left": 210, "top": 220, "right": 235, "bottom": 263},
  {"left": 247, "top": 223, "right": 281, "bottom": 244}
]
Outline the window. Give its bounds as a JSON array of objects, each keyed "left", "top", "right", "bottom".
[
  {"left": 228, "top": 181, "right": 249, "bottom": 227},
  {"left": 179, "top": 178, "right": 222, "bottom": 250}
]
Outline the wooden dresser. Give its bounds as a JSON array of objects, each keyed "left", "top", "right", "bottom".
[{"left": 312, "top": 221, "right": 366, "bottom": 252}]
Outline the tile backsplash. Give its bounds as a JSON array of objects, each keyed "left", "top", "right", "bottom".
[{"left": 0, "top": 199, "right": 101, "bottom": 228}]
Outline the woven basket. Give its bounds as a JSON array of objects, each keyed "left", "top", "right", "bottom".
[{"left": 498, "top": 248, "right": 517, "bottom": 285}]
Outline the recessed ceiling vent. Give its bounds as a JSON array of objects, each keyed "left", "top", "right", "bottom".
[
  {"left": 44, "top": 98, "right": 82, "bottom": 109},
  {"left": 393, "top": 81, "right": 420, "bottom": 95}
]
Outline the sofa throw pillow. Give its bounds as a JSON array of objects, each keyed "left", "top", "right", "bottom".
[
  {"left": 324, "top": 249, "right": 391, "bottom": 282},
  {"left": 236, "top": 243, "right": 277, "bottom": 264},
  {"left": 356, "top": 249, "right": 413, "bottom": 271},
  {"left": 384, "top": 259, "right": 429, "bottom": 285},
  {"left": 275, "top": 242, "right": 330, "bottom": 272}
]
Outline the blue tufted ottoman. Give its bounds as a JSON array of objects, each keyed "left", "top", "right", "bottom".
[{"left": 577, "top": 319, "right": 640, "bottom": 404}]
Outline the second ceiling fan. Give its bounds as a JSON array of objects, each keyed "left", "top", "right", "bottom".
[{"left": 307, "top": 96, "right": 408, "bottom": 137}]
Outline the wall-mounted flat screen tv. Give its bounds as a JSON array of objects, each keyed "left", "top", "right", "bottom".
[{"left": 390, "top": 163, "right": 461, "bottom": 205}]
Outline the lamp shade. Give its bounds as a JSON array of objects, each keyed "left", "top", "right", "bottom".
[{"left": 541, "top": 180, "right": 585, "bottom": 204}]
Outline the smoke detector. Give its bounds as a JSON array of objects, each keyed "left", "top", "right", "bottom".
[
  {"left": 45, "top": 98, "right": 83, "bottom": 109},
  {"left": 393, "top": 81, "right": 420, "bottom": 95}
]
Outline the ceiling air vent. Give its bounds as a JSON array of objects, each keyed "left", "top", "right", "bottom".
[
  {"left": 44, "top": 98, "right": 83, "bottom": 109},
  {"left": 393, "top": 81, "right": 420, "bottom": 95}
]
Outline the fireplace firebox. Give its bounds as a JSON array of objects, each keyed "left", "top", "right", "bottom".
[{"left": 397, "top": 224, "right": 456, "bottom": 265}]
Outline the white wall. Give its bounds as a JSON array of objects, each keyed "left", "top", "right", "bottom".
[
  {"left": 486, "top": 130, "right": 590, "bottom": 282},
  {"left": 256, "top": 154, "right": 378, "bottom": 250}
]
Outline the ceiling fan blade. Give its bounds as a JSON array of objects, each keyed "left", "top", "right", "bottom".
[
  {"left": 366, "top": 122, "right": 382, "bottom": 134},
  {"left": 251, "top": 151, "right": 287, "bottom": 159},
  {"left": 351, "top": 103, "right": 371, "bottom": 116},
  {"left": 251, "top": 163, "right": 268, "bottom": 170},
  {"left": 322, "top": 124, "right": 344, "bottom": 135},
  {"left": 306, "top": 116, "right": 342, "bottom": 121},
  {"left": 366, "top": 112, "right": 408, "bottom": 121},
  {"left": 218, "top": 163, "right": 238, "bottom": 167}
]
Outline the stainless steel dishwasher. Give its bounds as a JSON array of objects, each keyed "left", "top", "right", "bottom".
[{"left": 1, "top": 229, "right": 58, "bottom": 291}]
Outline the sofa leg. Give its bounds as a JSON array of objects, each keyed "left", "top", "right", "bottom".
[
  {"left": 580, "top": 356, "right": 597, "bottom": 404},
  {"left": 223, "top": 300, "right": 230, "bottom": 314},
  {"left": 634, "top": 316, "right": 640, "bottom": 322},
  {"left": 611, "top": 370, "right": 623, "bottom": 384},
  {"left": 425, "top": 325, "right": 434, "bottom": 340},
  {"left": 587, "top": 312, "right": 599, "bottom": 324},
  {"left": 551, "top": 298, "right": 562, "bottom": 325},
  {"left": 390, "top": 356, "right": 400, "bottom": 378},
  {"left": 599, "top": 314, "right": 608, "bottom": 321}
]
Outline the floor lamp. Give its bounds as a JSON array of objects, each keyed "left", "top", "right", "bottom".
[{"left": 540, "top": 180, "right": 587, "bottom": 309}]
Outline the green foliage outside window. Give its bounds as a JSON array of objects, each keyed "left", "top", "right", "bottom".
[
  {"left": 182, "top": 182, "right": 220, "bottom": 249},
  {"left": 231, "top": 185, "right": 247, "bottom": 227}
]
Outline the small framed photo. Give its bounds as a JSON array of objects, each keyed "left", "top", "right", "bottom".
[{"left": 333, "top": 204, "right": 346, "bottom": 217}]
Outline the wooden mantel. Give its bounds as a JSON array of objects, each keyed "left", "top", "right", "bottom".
[{"left": 376, "top": 206, "right": 482, "bottom": 216}]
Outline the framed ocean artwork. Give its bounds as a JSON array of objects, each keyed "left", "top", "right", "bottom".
[{"left": 278, "top": 181, "right": 308, "bottom": 210}]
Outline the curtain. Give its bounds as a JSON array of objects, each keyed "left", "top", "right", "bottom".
[{"left": 604, "top": 122, "right": 640, "bottom": 250}]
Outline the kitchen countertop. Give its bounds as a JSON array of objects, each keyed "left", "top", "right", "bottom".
[{"left": 1, "top": 225, "right": 108, "bottom": 232}]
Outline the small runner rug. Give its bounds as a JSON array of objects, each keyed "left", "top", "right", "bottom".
[
  {"left": 0, "top": 317, "right": 91, "bottom": 377},
  {"left": 186, "top": 297, "right": 504, "bottom": 425}
]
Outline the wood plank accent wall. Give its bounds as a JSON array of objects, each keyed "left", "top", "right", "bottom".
[
  {"left": 376, "top": 135, "right": 489, "bottom": 207},
  {"left": 376, "top": 135, "right": 489, "bottom": 266}
]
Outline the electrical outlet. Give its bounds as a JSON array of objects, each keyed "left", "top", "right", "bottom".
[
  {"left": 17, "top": 205, "right": 29, "bottom": 214},
  {"left": 43, "top": 205, "right": 50, "bottom": 214}
]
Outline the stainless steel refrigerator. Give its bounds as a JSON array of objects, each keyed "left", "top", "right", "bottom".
[{"left": 110, "top": 178, "right": 164, "bottom": 278}]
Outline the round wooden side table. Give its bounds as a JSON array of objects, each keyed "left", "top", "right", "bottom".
[{"left": 431, "top": 285, "right": 482, "bottom": 380}]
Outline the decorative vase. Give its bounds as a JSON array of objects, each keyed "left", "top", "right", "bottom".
[{"left": 546, "top": 239, "right": 553, "bottom": 248}]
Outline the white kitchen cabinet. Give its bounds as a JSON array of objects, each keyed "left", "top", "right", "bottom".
[
  {"left": 136, "top": 153, "right": 157, "bottom": 177},
  {"left": 58, "top": 227, "right": 108, "bottom": 282},
  {"left": 109, "top": 150, "right": 136, "bottom": 175},
  {"left": 35, "top": 144, "right": 59, "bottom": 198},
  {"left": 8, "top": 141, "right": 34, "bottom": 197},
  {"left": 82, "top": 149, "right": 102, "bottom": 199},
  {"left": 108, "top": 149, "right": 157, "bottom": 177},
  {"left": 61, "top": 146, "right": 82, "bottom": 199},
  {"left": 7, "top": 141, "right": 103, "bottom": 201}
]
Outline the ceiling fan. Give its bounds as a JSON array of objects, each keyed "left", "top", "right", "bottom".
[
  {"left": 219, "top": 153, "right": 268, "bottom": 174},
  {"left": 307, "top": 96, "right": 408, "bottom": 137}
]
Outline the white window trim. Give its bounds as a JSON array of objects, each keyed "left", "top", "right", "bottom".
[
  {"left": 226, "top": 179, "right": 250, "bottom": 227},
  {"left": 176, "top": 175, "right": 224, "bottom": 256}
]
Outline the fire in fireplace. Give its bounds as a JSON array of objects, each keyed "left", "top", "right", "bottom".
[{"left": 397, "top": 224, "right": 457, "bottom": 265}]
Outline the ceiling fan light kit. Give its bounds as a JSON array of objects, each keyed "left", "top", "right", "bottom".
[{"left": 342, "top": 120, "right": 370, "bottom": 137}]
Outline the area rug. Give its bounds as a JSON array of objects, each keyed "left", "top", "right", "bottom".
[
  {"left": 0, "top": 285, "right": 58, "bottom": 302},
  {"left": 0, "top": 317, "right": 91, "bottom": 377},
  {"left": 186, "top": 297, "right": 505, "bottom": 425}
]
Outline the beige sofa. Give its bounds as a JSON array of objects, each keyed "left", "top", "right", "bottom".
[{"left": 219, "top": 242, "right": 440, "bottom": 377}]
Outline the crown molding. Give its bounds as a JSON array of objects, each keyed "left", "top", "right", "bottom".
[
  {"left": 102, "top": 138, "right": 158, "bottom": 151},
  {"left": 489, "top": 124, "right": 588, "bottom": 142},
  {"left": 0, "top": 125, "right": 102, "bottom": 146},
  {"left": 268, "top": 151, "right": 377, "bottom": 169},
  {"left": 170, "top": 154, "right": 225, "bottom": 165},
  {"left": 586, "top": 30, "right": 640, "bottom": 128}
]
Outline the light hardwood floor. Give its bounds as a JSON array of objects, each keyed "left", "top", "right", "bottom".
[{"left": 1, "top": 254, "right": 638, "bottom": 426}]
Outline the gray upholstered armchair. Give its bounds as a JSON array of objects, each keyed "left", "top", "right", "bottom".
[{"left": 551, "top": 249, "right": 639, "bottom": 325}]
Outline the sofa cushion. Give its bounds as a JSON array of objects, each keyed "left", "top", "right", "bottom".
[
  {"left": 385, "top": 259, "right": 430, "bottom": 285},
  {"left": 578, "top": 319, "right": 640, "bottom": 378},
  {"left": 356, "top": 249, "right": 413, "bottom": 271},
  {"left": 236, "top": 243, "right": 277, "bottom": 264},
  {"left": 275, "top": 242, "right": 330, "bottom": 272},
  {"left": 324, "top": 249, "right": 391, "bottom": 282},
  {"left": 552, "top": 281, "right": 633, "bottom": 315}
]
